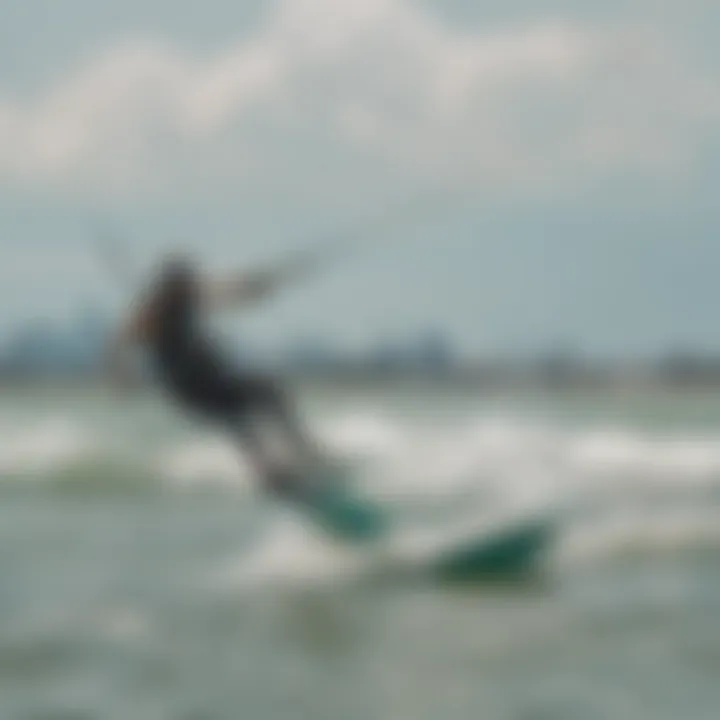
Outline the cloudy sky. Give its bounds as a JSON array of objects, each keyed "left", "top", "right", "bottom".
[{"left": 0, "top": 0, "right": 718, "bottom": 357}]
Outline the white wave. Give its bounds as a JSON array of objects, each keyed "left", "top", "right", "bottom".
[
  {"left": 157, "top": 436, "right": 252, "bottom": 492},
  {"left": 318, "top": 410, "right": 406, "bottom": 456},
  {"left": 3, "top": 408, "right": 720, "bottom": 519},
  {"left": 557, "top": 507, "right": 720, "bottom": 568},
  {"left": 204, "top": 509, "right": 374, "bottom": 593},
  {"left": 568, "top": 430, "right": 720, "bottom": 485},
  {"left": 0, "top": 417, "right": 100, "bottom": 478}
]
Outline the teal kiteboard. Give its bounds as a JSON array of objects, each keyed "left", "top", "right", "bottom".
[
  {"left": 293, "top": 478, "right": 390, "bottom": 542},
  {"left": 288, "top": 465, "right": 555, "bottom": 580},
  {"left": 426, "top": 517, "right": 554, "bottom": 582}
]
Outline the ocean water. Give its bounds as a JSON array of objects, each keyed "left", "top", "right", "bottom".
[{"left": 1, "top": 380, "right": 720, "bottom": 720}]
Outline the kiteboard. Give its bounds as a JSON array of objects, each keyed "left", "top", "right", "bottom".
[
  {"left": 286, "top": 464, "right": 555, "bottom": 581},
  {"left": 422, "top": 516, "right": 554, "bottom": 582}
]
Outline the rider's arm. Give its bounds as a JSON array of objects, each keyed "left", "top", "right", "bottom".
[
  {"left": 202, "top": 245, "right": 332, "bottom": 312},
  {"left": 201, "top": 267, "right": 287, "bottom": 311}
]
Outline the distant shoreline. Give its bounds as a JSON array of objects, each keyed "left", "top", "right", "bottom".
[{"left": 1, "top": 366, "right": 719, "bottom": 393}]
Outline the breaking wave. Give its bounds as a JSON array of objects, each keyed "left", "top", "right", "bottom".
[{"left": 2, "top": 408, "right": 720, "bottom": 576}]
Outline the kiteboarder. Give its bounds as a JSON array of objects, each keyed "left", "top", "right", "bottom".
[{"left": 107, "top": 253, "right": 320, "bottom": 498}]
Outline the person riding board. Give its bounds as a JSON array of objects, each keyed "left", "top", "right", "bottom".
[{"left": 107, "top": 253, "right": 322, "bottom": 498}]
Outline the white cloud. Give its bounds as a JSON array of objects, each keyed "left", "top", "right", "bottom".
[{"left": 0, "top": 0, "right": 716, "bottom": 200}]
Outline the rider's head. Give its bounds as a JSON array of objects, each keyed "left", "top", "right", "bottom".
[{"left": 154, "top": 252, "right": 199, "bottom": 314}]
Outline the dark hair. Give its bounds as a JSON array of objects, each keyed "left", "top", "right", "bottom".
[{"left": 154, "top": 253, "right": 199, "bottom": 318}]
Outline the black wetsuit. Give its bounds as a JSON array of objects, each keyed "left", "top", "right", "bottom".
[{"left": 147, "top": 289, "right": 307, "bottom": 492}]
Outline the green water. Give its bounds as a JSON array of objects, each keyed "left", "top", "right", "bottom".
[{"left": 1, "top": 381, "right": 719, "bottom": 719}]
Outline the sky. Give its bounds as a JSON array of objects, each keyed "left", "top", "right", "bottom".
[{"left": 0, "top": 0, "right": 718, "bottom": 358}]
